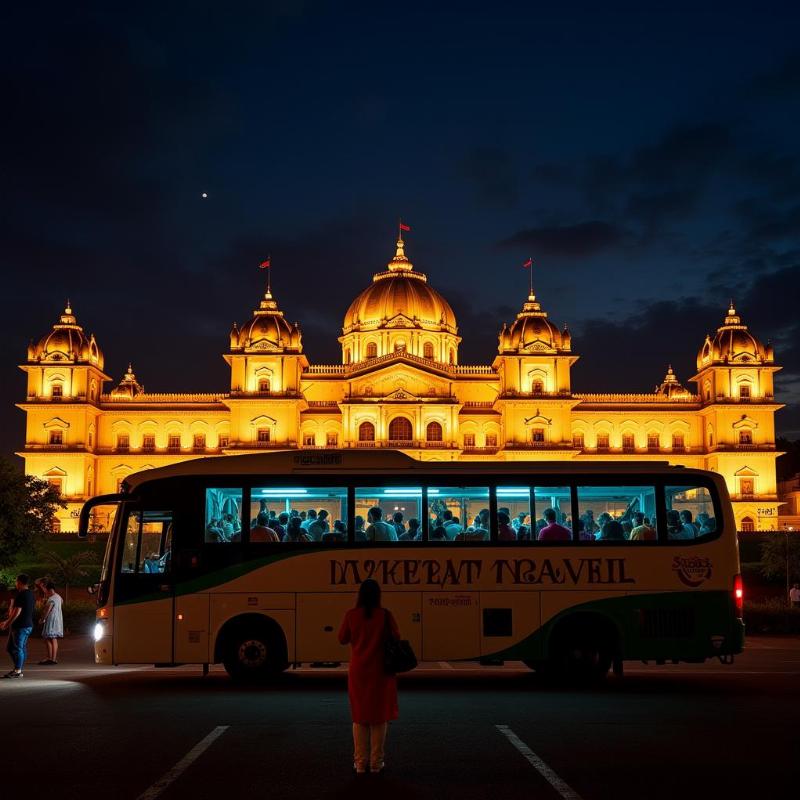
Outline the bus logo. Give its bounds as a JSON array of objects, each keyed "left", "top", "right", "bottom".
[{"left": 672, "top": 556, "right": 712, "bottom": 587}]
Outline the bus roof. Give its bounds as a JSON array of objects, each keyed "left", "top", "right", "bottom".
[{"left": 123, "top": 449, "right": 699, "bottom": 491}]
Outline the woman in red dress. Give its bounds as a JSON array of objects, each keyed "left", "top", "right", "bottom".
[{"left": 338, "top": 579, "right": 400, "bottom": 774}]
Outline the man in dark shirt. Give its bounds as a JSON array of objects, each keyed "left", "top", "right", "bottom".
[{"left": 1, "top": 574, "right": 35, "bottom": 678}]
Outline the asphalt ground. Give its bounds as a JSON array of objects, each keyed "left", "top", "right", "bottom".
[{"left": 1, "top": 635, "right": 798, "bottom": 800}]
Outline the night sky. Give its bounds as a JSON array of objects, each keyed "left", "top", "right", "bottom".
[{"left": 3, "top": 2, "right": 800, "bottom": 461}]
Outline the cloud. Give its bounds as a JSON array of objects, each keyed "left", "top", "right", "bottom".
[
  {"left": 497, "top": 221, "right": 626, "bottom": 258},
  {"left": 571, "top": 263, "right": 800, "bottom": 436}
]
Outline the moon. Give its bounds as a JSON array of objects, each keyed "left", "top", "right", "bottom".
[{"left": 201, "top": 192, "right": 208, "bottom": 198}]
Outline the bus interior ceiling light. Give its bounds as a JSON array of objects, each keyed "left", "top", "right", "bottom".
[{"left": 260, "top": 489, "right": 308, "bottom": 496}]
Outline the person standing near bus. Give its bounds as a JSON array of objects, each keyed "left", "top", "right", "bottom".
[
  {"left": 38, "top": 581, "right": 64, "bottom": 664},
  {"left": 790, "top": 583, "right": 800, "bottom": 608},
  {"left": 338, "top": 579, "right": 400, "bottom": 774},
  {"left": 0, "top": 574, "right": 35, "bottom": 678}
]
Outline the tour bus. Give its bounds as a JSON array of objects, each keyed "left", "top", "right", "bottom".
[{"left": 79, "top": 451, "right": 744, "bottom": 682}]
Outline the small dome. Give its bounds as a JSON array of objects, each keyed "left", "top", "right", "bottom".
[
  {"left": 498, "top": 293, "right": 567, "bottom": 353},
  {"left": 111, "top": 364, "right": 144, "bottom": 398},
  {"left": 342, "top": 238, "right": 457, "bottom": 335},
  {"left": 29, "top": 302, "right": 104, "bottom": 369},
  {"left": 232, "top": 289, "right": 302, "bottom": 353},
  {"left": 696, "top": 302, "right": 769, "bottom": 370},
  {"left": 655, "top": 365, "right": 690, "bottom": 398}
]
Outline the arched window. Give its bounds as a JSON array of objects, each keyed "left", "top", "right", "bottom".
[
  {"left": 358, "top": 421, "right": 375, "bottom": 441},
  {"left": 738, "top": 429, "right": 753, "bottom": 445},
  {"left": 531, "top": 428, "right": 545, "bottom": 444},
  {"left": 739, "top": 383, "right": 751, "bottom": 399},
  {"left": 366, "top": 342, "right": 378, "bottom": 359},
  {"left": 51, "top": 383, "right": 63, "bottom": 398},
  {"left": 193, "top": 433, "right": 206, "bottom": 451},
  {"left": 622, "top": 433, "right": 635, "bottom": 451},
  {"left": 50, "top": 517, "right": 61, "bottom": 534},
  {"left": 672, "top": 433, "right": 685, "bottom": 452},
  {"left": 531, "top": 380, "right": 544, "bottom": 395},
  {"left": 423, "top": 342, "right": 434, "bottom": 359},
  {"left": 389, "top": 417, "right": 413, "bottom": 442},
  {"left": 394, "top": 340, "right": 406, "bottom": 352},
  {"left": 572, "top": 432, "right": 585, "bottom": 449},
  {"left": 90, "top": 380, "right": 97, "bottom": 401},
  {"left": 647, "top": 432, "right": 660, "bottom": 451},
  {"left": 740, "top": 516, "right": 755, "bottom": 532},
  {"left": 426, "top": 421, "right": 443, "bottom": 442},
  {"left": 258, "top": 378, "right": 270, "bottom": 394}
]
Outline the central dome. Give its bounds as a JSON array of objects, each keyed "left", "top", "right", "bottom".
[
  {"left": 343, "top": 239, "right": 457, "bottom": 334},
  {"left": 339, "top": 237, "right": 461, "bottom": 365}
]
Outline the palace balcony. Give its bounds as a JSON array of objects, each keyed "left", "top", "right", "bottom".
[
  {"left": 729, "top": 494, "right": 778, "bottom": 502},
  {"left": 352, "top": 440, "right": 456, "bottom": 449},
  {"left": 462, "top": 445, "right": 500, "bottom": 454},
  {"left": 497, "top": 390, "right": 572, "bottom": 399}
]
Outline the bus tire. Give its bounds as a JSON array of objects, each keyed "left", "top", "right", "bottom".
[
  {"left": 547, "top": 615, "right": 615, "bottom": 684},
  {"left": 220, "top": 619, "right": 288, "bottom": 682}
]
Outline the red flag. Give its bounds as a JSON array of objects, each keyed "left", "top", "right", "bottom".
[
  {"left": 522, "top": 257, "right": 532, "bottom": 268},
  {"left": 259, "top": 258, "right": 271, "bottom": 269},
  {"left": 399, "top": 223, "right": 411, "bottom": 232}
]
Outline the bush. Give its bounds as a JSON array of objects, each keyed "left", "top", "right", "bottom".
[{"left": 744, "top": 599, "right": 800, "bottom": 635}]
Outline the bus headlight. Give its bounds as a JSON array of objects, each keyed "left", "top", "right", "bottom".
[{"left": 93, "top": 621, "right": 106, "bottom": 642}]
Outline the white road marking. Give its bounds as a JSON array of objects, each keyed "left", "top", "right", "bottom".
[
  {"left": 136, "top": 726, "right": 229, "bottom": 800},
  {"left": 438, "top": 661, "right": 455, "bottom": 670},
  {"left": 496, "top": 725, "right": 583, "bottom": 800}
]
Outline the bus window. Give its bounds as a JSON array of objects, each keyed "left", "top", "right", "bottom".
[
  {"left": 495, "top": 487, "right": 531, "bottom": 542},
  {"left": 121, "top": 509, "right": 173, "bottom": 574},
  {"left": 577, "top": 486, "right": 657, "bottom": 542},
  {"left": 532, "top": 486, "right": 572, "bottom": 542},
  {"left": 666, "top": 485, "right": 716, "bottom": 540},
  {"left": 428, "top": 487, "right": 491, "bottom": 542},
  {"left": 205, "top": 488, "right": 243, "bottom": 543},
  {"left": 250, "top": 486, "right": 347, "bottom": 542},
  {"left": 356, "top": 487, "right": 421, "bottom": 542}
]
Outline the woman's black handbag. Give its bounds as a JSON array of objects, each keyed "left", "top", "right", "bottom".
[{"left": 383, "top": 610, "right": 418, "bottom": 674}]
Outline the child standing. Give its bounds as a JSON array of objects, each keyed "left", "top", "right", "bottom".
[{"left": 38, "top": 581, "right": 64, "bottom": 665}]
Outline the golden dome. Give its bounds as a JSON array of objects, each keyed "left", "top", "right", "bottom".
[
  {"left": 29, "top": 303, "right": 104, "bottom": 368},
  {"left": 655, "top": 365, "right": 690, "bottom": 397},
  {"left": 696, "top": 302, "right": 770, "bottom": 370},
  {"left": 111, "top": 364, "right": 144, "bottom": 397},
  {"left": 498, "top": 292, "right": 568, "bottom": 354},
  {"left": 342, "top": 238, "right": 457, "bottom": 335},
  {"left": 233, "top": 289, "right": 302, "bottom": 353}
]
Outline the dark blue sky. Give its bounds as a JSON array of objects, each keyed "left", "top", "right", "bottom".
[{"left": 3, "top": 1, "right": 800, "bottom": 459}]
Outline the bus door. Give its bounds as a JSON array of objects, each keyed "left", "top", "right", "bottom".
[
  {"left": 422, "top": 591, "right": 480, "bottom": 661},
  {"left": 113, "top": 507, "right": 174, "bottom": 664}
]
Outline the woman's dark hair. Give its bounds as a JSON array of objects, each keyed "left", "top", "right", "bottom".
[{"left": 357, "top": 578, "right": 381, "bottom": 619}]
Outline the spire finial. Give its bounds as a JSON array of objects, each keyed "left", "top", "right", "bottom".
[{"left": 65, "top": 299, "right": 72, "bottom": 315}]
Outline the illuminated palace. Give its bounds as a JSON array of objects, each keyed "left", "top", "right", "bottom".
[{"left": 19, "top": 236, "right": 782, "bottom": 531}]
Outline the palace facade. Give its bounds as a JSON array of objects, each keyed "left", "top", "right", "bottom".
[{"left": 19, "top": 237, "right": 782, "bottom": 531}]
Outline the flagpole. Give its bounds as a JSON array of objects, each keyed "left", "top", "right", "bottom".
[
  {"left": 267, "top": 255, "right": 271, "bottom": 294},
  {"left": 529, "top": 257, "right": 533, "bottom": 297}
]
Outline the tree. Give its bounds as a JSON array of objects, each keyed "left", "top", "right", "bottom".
[
  {"left": 0, "top": 458, "right": 64, "bottom": 570},
  {"left": 760, "top": 532, "right": 800, "bottom": 588},
  {"left": 44, "top": 550, "right": 94, "bottom": 603}
]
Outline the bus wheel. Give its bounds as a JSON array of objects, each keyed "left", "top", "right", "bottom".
[
  {"left": 223, "top": 627, "right": 287, "bottom": 682},
  {"left": 549, "top": 618, "right": 614, "bottom": 683}
]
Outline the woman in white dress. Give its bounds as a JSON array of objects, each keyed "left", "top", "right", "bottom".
[{"left": 38, "top": 582, "right": 64, "bottom": 665}]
